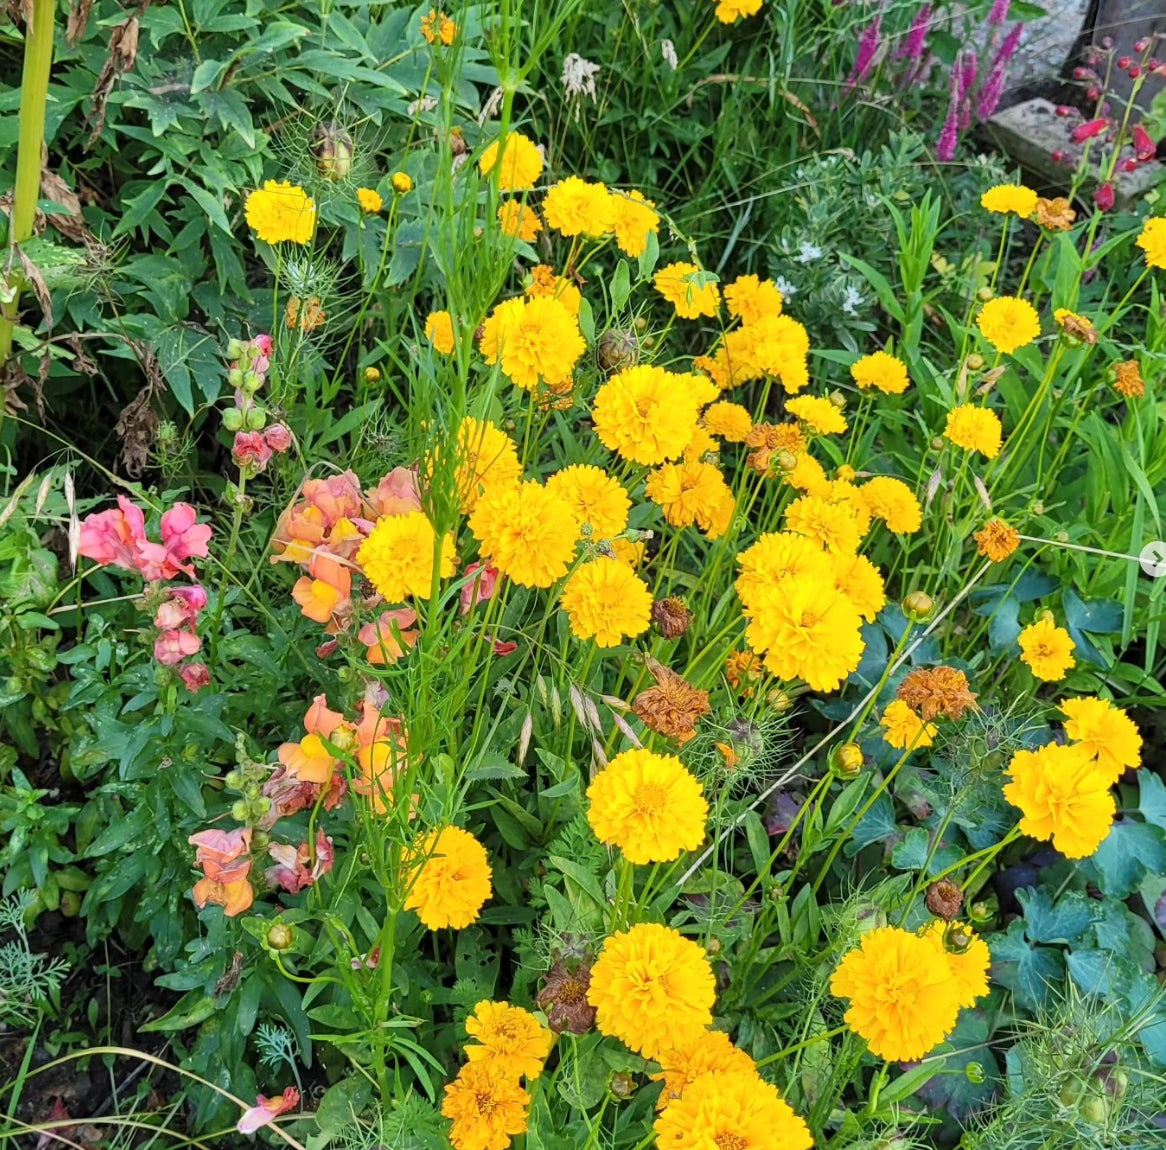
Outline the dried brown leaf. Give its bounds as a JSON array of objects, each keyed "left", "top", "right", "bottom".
[{"left": 66, "top": 0, "right": 93, "bottom": 44}]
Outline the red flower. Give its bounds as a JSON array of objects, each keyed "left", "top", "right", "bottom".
[
  {"left": 180, "top": 662, "right": 211, "bottom": 693},
  {"left": 264, "top": 423, "right": 293, "bottom": 453},
  {"left": 1132, "top": 124, "right": 1157, "bottom": 161},
  {"left": 1071, "top": 118, "right": 1108, "bottom": 143},
  {"left": 1093, "top": 182, "right": 1115, "bottom": 211}
]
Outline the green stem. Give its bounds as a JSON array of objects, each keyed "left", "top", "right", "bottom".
[{"left": 0, "top": 0, "right": 57, "bottom": 382}]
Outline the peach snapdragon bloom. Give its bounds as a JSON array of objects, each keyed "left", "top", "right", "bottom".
[{"left": 189, "top": 827, "right": 254, "bottom": 916}]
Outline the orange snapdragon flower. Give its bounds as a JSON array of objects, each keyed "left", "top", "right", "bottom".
[{"left": 189, "top": 828, "right": 254, "bottom": 916}]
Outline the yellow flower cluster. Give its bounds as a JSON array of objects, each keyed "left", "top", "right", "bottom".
[
  {"left": 405, "top": 825, "right": 493, "bottom": 929},
  {"left": 480, "top": 295, "right": 586, "bottom": 392},
  {"left": 443, "top": 1000, "right": 552, "bottom": 1150},
  {"left": 831, "top": 923, "right": 989, "bottom": 1061},
  {"left": 1002, "top": 695, "right": 1140, "bottom": 859},
  {"left": 244, "top": 181, "right": 316, "bottom": 245}
]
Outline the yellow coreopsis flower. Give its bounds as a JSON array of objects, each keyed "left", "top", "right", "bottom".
[
  {"left": 497, "top": 200, "right": 542, "bottom": 242},
  {"left": 735, "top": 531, "right": 833, "bottom": 615},
  {"left": 479, "top": 132, "right": 544, "bottom": 191},
  {"left": 1003, "top": 742, "right": 1115, "bottom": 858},
  {"left": 1018, "top": 615, "right": 1076, "bottom": 680},
  {"left": 654, "top": 1071, "right": 812, "bottom": 1150},
  {"left": 830, "top": 926, "right": 964, "bottom": 1061},
  {"left": 464, "top": 1001, "right": 555, "bottom": 1080},
  {"left": 560, "top": 558, "right": 652, "bottom": 647},
  {"left": 1135, "top": 217, "right": 1166, "bottom": 269},
  {"left": 860, "top": 475, "right": 922, "bottom": 534},
  {"left": 480, "top": 296, "right": 586, "bottom": 391},
  {"left": 543, "top": 176, "right": 614, "bottom": 237},
  {"left": 786, "top": 394, "right": 847, "bottom": 436},
  {"left": 943, "top": 404, "right": 1002, "bottom": 458},
  {"left": 1059, "top": 696, "right": 1142, "bottom": 782},
  {"left": 654, "top": 262, "right": 721, "bottom": 319},
  {"left": 974, "top": 517, "right": 1020, "bottom": 561},
  {"left": 357, "top": 512, "right": 456, "bottom": 602},
  {"left": 442, "top": 1062, "right": 529, "bottom": 1150},
  {"left": 712, "top": 0, "right": 765, "bottom": 23},
  {"left": 245, "top": 181, "right": 316, "bottom": 244},
  {"left": 545, "top": 465, "right": 630, "bottom": 538},
  {"left": 976, "top": 296, "right": 1041, "bottom": 354},
  {"left": 652, "top": 1030, "right": 761, "bottom": 1109},
  {"left": 356, "top": 187, "right": 384, "bottom": 214},
  {"left": 744, "top": 573, "right": 865, "bottom": 692},
  {"left": 587, "top": 923, "right": 715, "bottom": 1058},
  {"left": 586, "top": 748, "right": 708, "bottom": 864},
  {"left": 469, "top": 480, "right": 580, "bottom": 588},
  {"left": 980, "top": 183, "right": 1038, "bottom": 218},
  {"left": 880, "top": 699, "right": 937, "bottom": 750},
  {"left": 850, "top": 350, "right": 909, "bottom": 394},
  {"left": 724, "top": 273, "right": 783, "bottom": 324},
  {"left": 405, "top": 826, "right": 493, "bottom": 929},
  {"left": 645, "top": 458, "right": 736, "bottom": 538},
  {"left": 702, "top": 401, "right": 753, "bottom": 442},
  {"left": 425, "top": 310, "right": 456, "bottom": 354},
  {"left": 592, "top": 365, "right": 701, "bottom": 465},
  {"left": 609, "top": 189, "right": 660, "bottom": 257},
  {"left": 450, "top": 416, "right": 522, "bottom": 512}
]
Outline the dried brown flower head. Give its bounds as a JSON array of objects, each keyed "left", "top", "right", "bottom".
[
  {"left": 1034, "top": 196, "right": 1076, "bottom": 231},
  {"left": 973, "top": 517, "right": 1020, "bottom": 562},
  {"left": 925, "top": 879, "right": 964, "bottom": 921},
  {"left": 725, "top": 649, "right": 763, "bottom": 697},
  {"left": 651, "top": 596, "right": 693, "bottom": 639},
  {"left": 1113, "top": 359, "right": 1145, "bottom": 398},
  {"left": 896, "top": 665, "right": 978, "bottom": 721},
  {"left": 744, "top": 422, "right": 806, "bottom": 474},
  {"left": 632, "top": 660, "right": 711, "bottom": 745},
  {"left": 537, "top": 959, "right": 596, "bottom": 1034}
]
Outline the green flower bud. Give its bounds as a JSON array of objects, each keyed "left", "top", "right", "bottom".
[
  {"left": 266, "top": 923, "right": 294, "bottom": 951},
  {"left": 245, "top": 406, "right": 267, "bottom": 431},
  {"left": 222, "top": 408, "right": 244, "bottom": 432}
]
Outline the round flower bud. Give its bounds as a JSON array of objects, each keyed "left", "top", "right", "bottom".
[
  {"left": 1104, "top": 1068, "right": 1129, "bottom": 1099},
  {"left": 330, "top": 726, "right": 357, "bottom": 752},
  {"left": 228, "top": 366, "right": 244, "bottom": 388},
  {"left": 976, "top": 286, "right": 994, "bottom": 302},
  {"left": 832, "top": 742, "right": 864, "bottom": 778},
  {"left": 224, "top": 770, "right": 243, "bottom": 790},
  {"left": 1079, "top": 1095, "right": 1109, "bottom": 1125},
  {"left": 245, "top": 406, "right": 268, "bottom": 431},
  {"left": 266, "top": 923, "right": 294, "bottom": 951},
  {"left": 828, "top": 389, "right": 847, "bottom": 409},
  {"left": 608, "top": 1072, "right": 636, "bottom": 1100},
  {"left": 903, "top": 590, "right": 935, "bottom": 622},
  {"left": 965, "top": 1062, "right": 986, "bottom": 1084},
  {"left": 929, "top": 436, "right": 945, "bottom": 451},
  {"left": 309, "top": 122, "right": 354, "bottom": 180},
  {"left": 242, "top": 369, "right": 262, "bottom": 393},
  {"left": 364, "top": 366, "right": 382, "bottom": 383},
  {"left": 230, "top": 800, "right": 249, "bottom": 822},
  {"left": 706, "top": 936, "right": 723, "bottom": 955},
  {"left": 942, "top": 922, "right": 973, "bottom": 955},
  {"left": 775, "top": 449, "right": 799, "bottom": 473},
  {"left": 966, "top": 353, "right": 984, "bottom": 370},
  {"left": 226, "top": 338, "right": 245, "bottom": 360},
  {"left": 391, "top": 172, "right": 413, "bottom": 194},
  {"left": 597, "top": 328, "right": 640, "bottom": 374},
  {"left": 766, "top": 687, "right": 793, "bottom": 714},
  {"left": 969, "top": 897, "right": 996, "bottom": 925},
  {"left": 222, "top": 407, "right": 244, "bottom": 432}
]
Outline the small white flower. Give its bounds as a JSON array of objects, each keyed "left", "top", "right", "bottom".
[
  {"left": 774, "top": 276, "right": 797, "bottom": 297},
  {"left": 841, "top": 286, "right": 863, "bottom": 315},
  {"left": 795, "top": 242, "right": 823, "bottom": 264},
  {"left": 661, "top": 39, "right": 678, "bottom": 70},
  {"left": 561, "top": 53, "right": 600, "bottom": 102}
]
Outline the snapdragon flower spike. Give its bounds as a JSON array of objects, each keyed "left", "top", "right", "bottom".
[
  {"left": 78, "top": 498, "right": 211, "bottom": 579},
  {"left": 976, "top": 24, "right": 1022, "bottom": 120},
  {"left": 936, "top": 55, "right": 962, "bottom": 161},
  {"left": 987, "top": 0, "right": 1009, "bottom": 24}
]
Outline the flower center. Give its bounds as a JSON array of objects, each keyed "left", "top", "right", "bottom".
[
  {"left": 475, "top": 1092, "right": 497, "bottom": 1115},
  {"left": 632, "top": 782, "right": 669, "bottom": 815},
  {"left": 558, "top": 978, "right": 586, "bottom": 1004},
  {"left": 715, "top": 1133, "right": 748, "bottom": 1150}
]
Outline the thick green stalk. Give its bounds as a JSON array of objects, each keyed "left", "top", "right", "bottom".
[{"left": 0, "top": 0, "right": 57, "bottom": 385}]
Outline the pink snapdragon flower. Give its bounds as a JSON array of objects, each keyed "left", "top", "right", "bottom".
[
  {"left": 154, "top": 629, "right": 202, "bottom": 666},
  {"left": 78, "top": 496, "right": 148, "bottom": 572},
  {"left": 180, "top": 662, "right": 211, "bottom": 693},
  {"left": 460, "top": 561, "right": 500, "bottom": 615}
]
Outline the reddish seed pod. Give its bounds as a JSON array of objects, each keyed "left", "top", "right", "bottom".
[
  {"left": 1051, "top": 149, "right": 1066, "bottom": 162},
  {"left": 1087, "top": 86, "right": 1101, "bottom": 100},
  {"left": 1120, "top": 158, "right": 1139, "bottom": 172},
  {"left": 1149, "top": 59, "right": 1161, "bottom": 70},
  {"left": 1128, "top": 65, "right": 1142, "bottom": 79},
  {"left": 1117, "top": 56, "right": 1132, "bottom": 69},
  {"left": 1135, "top": 37, "right": 1150, "bottom": 52},
  {"left": 1073, "top": 66, "right": 1090, "bottom": 79},
  {"left": 1132, "top": 124, "right": 1156, "bottom": 161},
  {"left": 1094, "top": 182, "right": 1115, "bottom": 212},
  {"left": 1055, "top": 104, "right": 1073, "bottom": 117}
]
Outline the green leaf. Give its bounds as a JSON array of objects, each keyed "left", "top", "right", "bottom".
[
  {"left": 610, "top": 260, "right": 631, "bottom": 312},
  {"left": 989, "top": 919, "right": 1064, "bottom": 1010},
  {"left": 1016, "top": 887, "right": 1093, "bottom": 945},
  {"left": 140, "top": 989, "right": 218, "bottom": 1032},
  {"left": 190, "top": 59, "right": 227, "bottom": 95},
  {"left": 1087, "top": 821, "right": 1166, "bottom": 898},
  {"left": 113, "top": 181, "right": 172, "bottom": 238}
]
